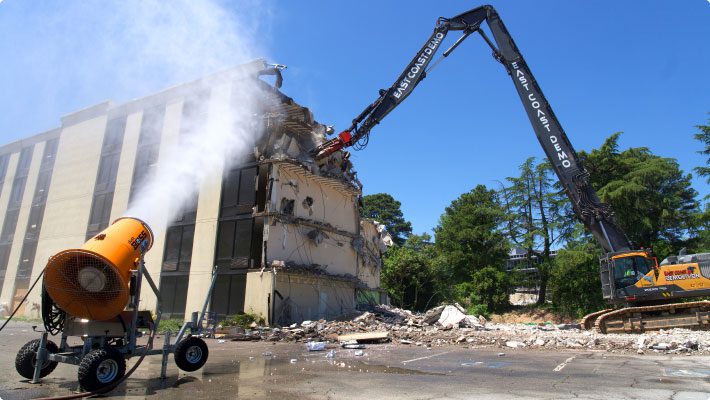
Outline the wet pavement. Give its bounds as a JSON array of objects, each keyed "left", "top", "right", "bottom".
[{"left": 1, "top": 321, "right": 710, "bottom": 399}]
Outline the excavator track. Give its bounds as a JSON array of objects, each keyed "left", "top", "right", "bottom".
[
  {"left": 593, "top": 301, "right": 710, "bottom": 334},
  {"left": 580, "top": 309, "right": 614, "bottom": 331}
]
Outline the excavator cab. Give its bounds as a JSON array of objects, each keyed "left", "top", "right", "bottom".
[{"left": 599, "top": 251, "right": 657, "bottom": 302}]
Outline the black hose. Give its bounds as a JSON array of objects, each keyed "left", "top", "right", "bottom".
[{"left": 0, "top": 270, "right": 45, "bottom": 332}]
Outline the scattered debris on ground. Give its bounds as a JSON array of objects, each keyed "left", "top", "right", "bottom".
[{"left": 214, "top": 304, "right": 710, "bottom": 355}]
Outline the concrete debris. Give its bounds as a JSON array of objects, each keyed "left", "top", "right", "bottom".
[
  {"left": 422, "top": 305, "right": 446, "bottom": 325},
  {"left": 438, "top": 305, "right": 467, "bottom": 328},
  {"left": 652, "top": 343, "right": 673, "bottom": 351},
  {"left": 338, "top": 331, "right": 390, "bottom": 343},
  {"left": 217, "top": 303, "right": 710, "bottom": 355},
  {"left": 306, "top": 341, "right": 326, "bottom": 351},
  {"left": 556, "top": 323, "right": 581, "bottom": 330},
  {"left": 341, "top": 340, "right": 366, "bottom": 349}
]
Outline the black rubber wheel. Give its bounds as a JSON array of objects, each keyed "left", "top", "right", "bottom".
[
  {"left": 15, "top": 339, "right": 60, "bottom": 379},
  {"left": 174, "top": 336, "right": 209, "bottom": 372},
  {"left": 77, "top": 348, "right": 126, "bottom": 391}
]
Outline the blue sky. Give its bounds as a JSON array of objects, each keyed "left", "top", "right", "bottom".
[{"left": 1, "top": 1, "right": 709, "bottom": 236}]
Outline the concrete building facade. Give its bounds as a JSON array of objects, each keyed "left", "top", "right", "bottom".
[{"left": 0, "top": 60, "right": 389, "bottom": 324}]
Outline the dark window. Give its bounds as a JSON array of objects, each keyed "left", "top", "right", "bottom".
[
  {"left": 103, "top": 118, "right": 126, "bottom": 154},
  {"left": 40, "top": 139, "right": 59, "bottom": 171},
  {"left": 210, "top": 273, "right": 246, "bottom": 317},
  {"left": 0, "top": 153, "right": 10, "bottom": 183},
  {"left": 15, "top": 147, "right": 34, "bottom": 177},
  {"left": 33, "top": 170, "right": 51, "bottom": 205},
  {"left": 216, "top": 221, "right": 235, "bottom": 261},
  {"left": 13, "top": 138, "right": 60, "bottom": 298},
  {"left": 129, "top": 106, "right": 164, "bottom": 204},
  {"left": 86, "top": 117, "right": 126, "bottom": 239},
  {"left": 162, "top": 225, "right": 194, "bottom": 272},
  {"left": 94, "top": 152, "right": 120, "bottom": 192},
  {"left": 0, "top": 243, "right": 11, "bottom": 280},
  {"left": 159, "top": 274, "right": 189, "bottom": 319},
  {"left": 215, "top": 218, "right": 253, "bottom": 269},
  {"left": 25, "top": 205, "right": 44, "bottom": 241},
  {"left": 8, "top": 176, "right": 27, "bottom": 208},
  {"left": 215, "top": 164, "right": 258, "bottom": 272},
  {"left": 173, "top": 194, "right": 198, "bottom": 224},
  {"left": 139, "top": 106, "right": 165, "bottom": 146},
  {"left": 1, "top": 209, "right": 19, "bottom": 242},
  {"left": 15, "top": 241, "right": 37, "bottom": 281},
  {"left": 86, "top": 192, "right": 114, "bottom": 236},
  {"left": 220, "top": 166, "right": 257, "bottom": 217}
]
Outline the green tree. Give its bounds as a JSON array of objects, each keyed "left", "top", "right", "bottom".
[
  {"left": 693, "top": 116, "right": 710, "bottom": 183},
  {"left": 455, "top": 266, "right": 511, "bottom": 314},
  {"left": 500, "top": 158, "right": 572, "bottom": 304},
  {"left": 434, "top": 185, "right": 509, "bottom": 283},
  {"left": 361, "top": 193, "right": 412, "bottom": 246},
  {"left": 579, "top": 132, "right": 699, "bottom": 258},
  {"left": 380, "top": 234, "right": 438, "bottom": 311},
  {"left": 549, "top": 243, "right": 606, "bottom": 318}
]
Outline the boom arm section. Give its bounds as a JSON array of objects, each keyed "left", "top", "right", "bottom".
[{"left": 311, "top": 5, "right": 632, "bottom": 253}]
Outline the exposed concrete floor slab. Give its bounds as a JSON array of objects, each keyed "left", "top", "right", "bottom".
[{"left": 1, "top": 321, "right": 709, "bottom": 399}]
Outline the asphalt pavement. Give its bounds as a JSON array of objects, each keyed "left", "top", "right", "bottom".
[{"left": 1, "top": 321, "right": 709, "bottom": 399}]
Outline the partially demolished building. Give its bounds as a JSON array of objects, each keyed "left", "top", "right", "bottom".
[{"left": 0, "top": 59, "right": 390, "bottom": 324}]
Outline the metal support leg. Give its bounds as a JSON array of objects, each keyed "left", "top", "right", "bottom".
[
  {"left": 30, "top": 333, "right": 49, "bottom": 384},
  {"left": 160, "top": 330, "right": 171, "bottom": 379}
]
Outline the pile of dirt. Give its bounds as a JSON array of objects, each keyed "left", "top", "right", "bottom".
[{"left": 490, "top": 308, "right": 572, "bottom": 324}]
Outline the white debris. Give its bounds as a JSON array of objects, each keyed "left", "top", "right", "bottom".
[
  {"left": 306, "top": 341, "right": 326, "bottom": 351},
  {"left": 438, "top": 305, "right": 467, "bottom": 328}
]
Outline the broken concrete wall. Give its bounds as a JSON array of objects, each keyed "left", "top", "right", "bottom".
[
  {"left": 356, "top": 219, "right": 387, "bottom": 289},
  {"left": 272, "top": 272, "right": 355, "bottom": 325},
  {"left": 263, "top": 161, "right": 361, "bottom": 277}
]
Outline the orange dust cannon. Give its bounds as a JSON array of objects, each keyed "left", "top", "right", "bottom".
[{"left": 43, "top": 217, "right": 153, "bottom": 321}]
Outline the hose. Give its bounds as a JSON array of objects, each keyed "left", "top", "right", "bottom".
[
  {"left": 0, "top": 270, "right": 45, "bottom": 332},
  {"left": 34, "top": 320, "right": 157, "bottom": 400}
]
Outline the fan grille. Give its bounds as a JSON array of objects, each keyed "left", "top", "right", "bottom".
[{"left": 44, "top": 249, "right": 128, "bottom": 321}]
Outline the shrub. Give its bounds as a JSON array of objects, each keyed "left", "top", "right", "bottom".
[
  {"left": 455, "top": 266, "right": 511, "bottom": 313},
  {"left": 221, "top": 312, "right": 265, "bottom": 328}
]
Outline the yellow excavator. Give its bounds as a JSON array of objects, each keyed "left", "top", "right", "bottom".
[{"left": 310, "top": 5, "right": 710, "bottom": 333}]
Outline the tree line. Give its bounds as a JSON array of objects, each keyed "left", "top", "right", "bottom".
[{"left": 361, "top": 116, "right": 710, "bottom": 318}]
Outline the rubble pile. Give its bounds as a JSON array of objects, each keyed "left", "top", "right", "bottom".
[{"left": 218, "top": 304, "right": 710, "bottom": 355}]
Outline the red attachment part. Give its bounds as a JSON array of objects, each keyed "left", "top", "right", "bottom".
[{"left": 338, "top": 130, "right": 352, "bottom": 144}]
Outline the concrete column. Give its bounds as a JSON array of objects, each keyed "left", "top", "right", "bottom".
[
  {"left": 244, "top": 271, "right": 273, "bottom": 323},
  {"left": 0, "top": 152, "right": 19, "bottom": 298},
  {"left": 183, "top": 84, "right": 231, "bottom": 319},
  {"left": 24, "top": 116, "right": 107, "bottom": 311},
  {"left": 139, "top": 101, "right": 183, "bottom": 311},
  {"left": 109, "top": 111, "right": 142, "bottom": 222},
  {"left": 0, "top": 143, "right": 45, "bottom": 305}
]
